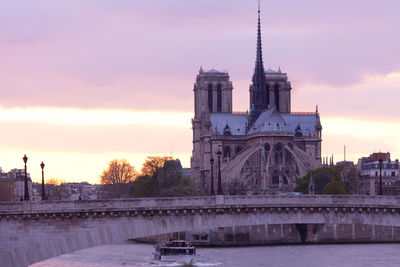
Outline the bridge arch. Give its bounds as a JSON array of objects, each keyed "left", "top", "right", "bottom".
[{"left": 2, "top": 195, "right": 400, "bottom": 266}]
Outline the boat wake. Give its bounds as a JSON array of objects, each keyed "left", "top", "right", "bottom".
[
  {"left": 150, "top": 260, "right": 222, "bottom": 266},
  {"left": 192, "top": 262, "right": 223, "bottom": 266}
]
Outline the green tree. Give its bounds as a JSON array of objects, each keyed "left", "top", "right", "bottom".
[
  {"left": 334, "top": 164, "right": 360, "bottom": 194},
  {"left": 296, "top": 167, "right": 341, "bottom": 194},
  {"left": 129, "top": 175, "right": 156, "bottom": 198},
  {"left": 322, "top": 180, "right": 346, "bottom": 194}
]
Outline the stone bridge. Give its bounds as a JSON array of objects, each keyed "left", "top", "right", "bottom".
[{"left": 2, "top": 195, "right": 400, "bottom": 266}]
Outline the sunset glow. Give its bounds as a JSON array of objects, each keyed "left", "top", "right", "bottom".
[
  {"left": 0, "top": 0, "right": 399, "bottom": 183},
  {"left": 0, "top": 107, "right": 191, "bottom": 127}
]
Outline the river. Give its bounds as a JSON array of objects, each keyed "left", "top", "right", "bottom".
[{"left": 30, "top": 241, "right": 400, "bottom": 267}]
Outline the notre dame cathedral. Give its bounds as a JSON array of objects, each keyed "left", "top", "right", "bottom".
[{"left": 190, "top": 7, "right": 322, "bottom": 195}]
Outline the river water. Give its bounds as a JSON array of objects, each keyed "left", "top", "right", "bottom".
[{"left": 31, "top": 241, "right": 400, "bottom": 267}]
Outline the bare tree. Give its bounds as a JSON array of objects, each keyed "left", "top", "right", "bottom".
[
  {"left": 100, "top": 159, "right": 138, "bottom": 198},
  {"left": 101, "top": 159, "right": 138, "bottom": 185}
]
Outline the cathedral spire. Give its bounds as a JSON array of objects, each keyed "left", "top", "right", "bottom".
[
  {"left": 250, "top": 1, "right": 267, "bottom": 125},
  {"left": 252, "top": 1, "right": 266, "bottom": 86}
]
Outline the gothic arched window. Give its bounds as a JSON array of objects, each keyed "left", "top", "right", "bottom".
[
  {"left": 274, "top": 83, "right": 280, "bottom": 112},
  {"left": 275, "top": 143, "right": 283, "bottom": 164},
  {"left": 273, "top": 171, "right": 279, "bottom": 184},
  {"left": 208, "top": 84, "right": 213, "bottom": 112},
  {"left": 217, "top": 84, "right": 222, "bottom": 112},
  {"left": 264, "top": 143, "right": 271, "bottom": 158}
]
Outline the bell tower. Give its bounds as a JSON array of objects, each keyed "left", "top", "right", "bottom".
[
  {"left": 265, "top": 68, "right": 292, "bottom": 113},
  {"left": 193, "top": 67, "right": 233, "bottom": 118},
  {"left": 191, "top": 67, "right": 233, "bottom": 191}
]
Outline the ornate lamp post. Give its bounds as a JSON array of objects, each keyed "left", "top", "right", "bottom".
[
  {"left": 23, "top": 154, "right": 29, "bottom": 201},
  {"left": 210, "top": 157, "right": 215, "bottom": 195},
  {"left": 378, "top": 158, "right": 383, "bottom": 196},
  {"left": 40, "top": 161, "right": 46, "bottom": 200},
  {"left": 216, "top": 150, "right": 223, "bottom": 195}
]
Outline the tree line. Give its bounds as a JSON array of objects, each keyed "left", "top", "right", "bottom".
[
  {"left": 295, "top": 164, "right": 360, "bottom": 195},
  {"left": 100, "top": 156, "right": 197, "bottom": 198}
]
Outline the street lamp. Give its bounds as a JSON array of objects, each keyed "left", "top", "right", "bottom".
[
  {"left": 216, "top": 150, "right": 223, "bottom": 195},
  {"left": 40, "top": 161, "right": 46, "bottom": 200},
  {"left": 23, "top": 154, "right": 29, "bottom": 201},
  {"left": 378, "top": 158, "right": 383, "bottom": 196},
  {"left": 210, "top": 157, "right": 215, "bottom": 195}
]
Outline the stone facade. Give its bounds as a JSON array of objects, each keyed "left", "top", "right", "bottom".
[
  {"left": 191, "top": 9, "right": 322, "bottom": 195},
  {"left": 3, "top": 169, "right": 32, "bottom": 201},
  {"left": 358, "top": 152, "right": 400, "bottom": 195}
]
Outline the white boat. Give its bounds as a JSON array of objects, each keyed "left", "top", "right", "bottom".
[{"left": 152, "top": 240, "right": 197, "bottom": 265}]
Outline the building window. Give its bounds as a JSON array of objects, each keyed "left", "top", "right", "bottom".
[
  {"left": 274, "top": 143, "right": 283, "bottom": 164},
  {"left": 217, "top": 84, "right": 222, "bottom": 112},
  {"left": 208, "top": 84, "right": 213, "bottom": 112},
  {"left": 375, "top": 171, "right": 378, "bottom": 177},
  {"left": 273, "top": 171, "right": 279, "bottom": 184},
  {"left": 392, "top": 172, "right": 396, "bottom": 177},
  {"left": 263, "top": 143, "right": 270, "bottom": 158}
]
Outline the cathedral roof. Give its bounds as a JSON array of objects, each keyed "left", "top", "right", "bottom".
[
  {"left": 248, "top": 109, "right": 291, "bottom": 133},
  {"left": 281, "top": 113, "right": 318, "bottom": 136},
  {"left": 248, "top": 108, "right": 318, "bottom": 135},
  {"left": 210, "top": 110, "right": 318, "bottom": 137},
  {"left": 210, "top": 113, "right": 247, "bottom": 136}
]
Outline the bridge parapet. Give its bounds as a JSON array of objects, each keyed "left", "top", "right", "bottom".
[{"left": 1, "top": 195, "right": 400, "bottom": 215}]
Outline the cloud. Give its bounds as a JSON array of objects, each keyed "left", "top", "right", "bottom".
[
  {"left": 322, "top": 116, "right": 400, "bottom": 163},
  {"left": 0, "top": 1, "right": 399, "bottom": 110},
  {"left": 292, "top": 71, "right": 400, "bottom": 121},
  {"left": 0, "top": 108, "right": 192, "bottom": 154}
]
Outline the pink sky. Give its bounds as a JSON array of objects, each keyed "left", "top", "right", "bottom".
[{"left": 0, "top": 0, "right": 399, "bottom": 183}]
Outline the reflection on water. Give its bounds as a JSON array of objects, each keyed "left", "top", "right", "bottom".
[{"left": 31, "top": 241, "right": 400, "bottom": 267}]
